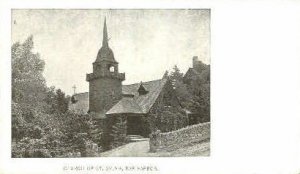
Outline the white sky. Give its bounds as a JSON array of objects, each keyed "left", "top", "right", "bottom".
[{"left": 12, "top": 9, "right": 210, "bottom": 95}]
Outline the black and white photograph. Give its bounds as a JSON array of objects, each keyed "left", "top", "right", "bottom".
[
  {"left": 1, "top": 1, "right": 300, "bottom": 174},
  {"left": 11, "top": 9, "right": 210, "bottom": 157}
]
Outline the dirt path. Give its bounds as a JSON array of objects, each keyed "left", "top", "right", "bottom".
[
  {"left": 100, "top": 139, "right": 153, "bottom": 157},
  {"left": 99, "top": 139, "right": 210, "bottom": 157}
]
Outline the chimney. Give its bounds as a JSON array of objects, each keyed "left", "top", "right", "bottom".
[{"left": 193, "top": 56, "right": 198, "bottom": 68}]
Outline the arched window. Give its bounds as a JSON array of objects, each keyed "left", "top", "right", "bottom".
[{"left": 109, "top": 66, "right": 114, "bottom": 72}]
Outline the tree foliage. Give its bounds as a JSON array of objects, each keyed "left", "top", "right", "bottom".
[
  {"left": 166, "top": 64, "right": 210, "bottom": 125},
  {"left": 186, "top": 67, "right": 210, "bottom": 122},
  {"left": 12, "top": 35, "right": 46, "bottom": 104},
  {"left": 147, "top": 71, "right": 189, "bottom": 133},
  {"left": 11, "top": 36, "right": 99, "bottom": 158},
  {"left": 110, "top": 116, "right": 127, "bottom": 149},
  {"left": 44, "top": 87, "right": 69, "bottom": 114}
]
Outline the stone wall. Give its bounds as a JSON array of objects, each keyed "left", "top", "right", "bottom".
[{"left": 149, "top": 122, "right": 210, "bottom": 152}]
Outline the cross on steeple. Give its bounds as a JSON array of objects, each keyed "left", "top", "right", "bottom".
[{"left": 72, "top": 85, "right": 76, "bottom": 95}]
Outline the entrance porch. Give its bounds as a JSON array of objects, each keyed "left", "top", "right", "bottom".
[{"left": 126, "top": 114, "right": 150, "bottom": 137}]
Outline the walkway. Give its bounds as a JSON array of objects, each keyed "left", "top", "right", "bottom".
[{"left": 99, "top": 138, "right": 210, "bottom": 157}]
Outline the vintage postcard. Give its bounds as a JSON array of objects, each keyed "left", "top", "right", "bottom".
[{"left": 1, "top": 1, "right": 300, "bottom": 174}]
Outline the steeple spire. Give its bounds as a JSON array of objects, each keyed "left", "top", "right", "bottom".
[
  {"left": 95, "top": 17, "right": 116, "bottom": 63},
  {"left": 102, "top": 17, "right": 108, "bottom": 48}
]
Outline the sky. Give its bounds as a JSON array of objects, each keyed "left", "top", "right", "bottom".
[{"left": 12, "top": 9, "right": 210, "bottom": 95}]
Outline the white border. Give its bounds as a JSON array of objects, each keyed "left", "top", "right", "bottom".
[{"left": 1, "top": 0, "right": 300, "bottom": 174}]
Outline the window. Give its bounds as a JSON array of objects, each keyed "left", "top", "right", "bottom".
[
  {"left": 109, "top": 66, "right": 115, "bottom": 72},
  {"left": 107, "top": 64, "right": 115, "bottom": 72}
]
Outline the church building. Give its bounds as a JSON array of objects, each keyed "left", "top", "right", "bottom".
[{"left": 69, "top": 19, "right": 187, "bottom": 137}]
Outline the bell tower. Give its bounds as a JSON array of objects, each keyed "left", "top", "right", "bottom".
[{"left": 86, "top": 18, "right": 125, "bottom": 114}]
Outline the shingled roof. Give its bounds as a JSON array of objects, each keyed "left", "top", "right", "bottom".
[
  {"left": 105, "top": 97, "right": 143, "bottom": 115},
  {"left": 107, "top": 78, "right": 167, "bottom": 115},
  {"left": 69, "top": 78, "right": 168, "bottom": 115}
]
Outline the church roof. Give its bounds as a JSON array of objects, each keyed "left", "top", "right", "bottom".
[
  {"left": 69, "top": 78, "right": 168, "bottom": 115},
  {"left": 96, "top": 47, "right": 116, "bottom": 63},
  {"left": 106, "top": 97, "right": 143, "bottom": 115},
  {"left": 68, "top": 92, "right": 89, "bottom": 114},
  {"left": 120, "top": 78, "right": 167, "bottom": 113}
]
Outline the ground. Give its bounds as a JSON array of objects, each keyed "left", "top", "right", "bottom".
[{"left": 99, "top": 139, "right": 210, "bottom": 157}]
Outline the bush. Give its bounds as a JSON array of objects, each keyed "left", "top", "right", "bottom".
[{"left": 110, "top": 116, "right": 127, "bottom": 149}]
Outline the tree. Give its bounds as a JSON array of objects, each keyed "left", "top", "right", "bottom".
[
  {"left": 11, "top": 36, "right": 93, "bottom": 157},
  {"left": 44, "top": 87, "right": 69, "bottom": 114},
  {"left": 12, "top": 35, "right": 46, "bottom": 105},
  {"left": 186, "top": 66, "right": 210, "bottom": 123},
  {"left": 110, "top": 116, "right": 127, "bottom": 149},
  {"left": 147, "top": 70, "right": 189, "bottom": 133},
  {"left": 188, "top": 75, "right": 210, "bottom": 122},
  {"left": 55, "top": 89, "right": 69, "bottom": 113},
  {"left": 169, "top": 65, "right": 183, "bottom": 83},
  {"left": 168, "top": 64, "right": 210, "bottom": 124},
  {"left": 163, "top": 70, "right": 169, "bottom": 78},
  {"left": 11, "top": 36, "right": 49, "bottom": 143},
  {"left": 168, "top": 65, "right": 193, "bottom": 110}
]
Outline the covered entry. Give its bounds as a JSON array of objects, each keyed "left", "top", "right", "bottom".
[
  {"left": 126, "top": 114, "right": 150, "bottom": 137},
  {"left": 106, "top": 96, "right": 150, "bottom": 137},
  {"left": 127, "top": 115, "right": 142, "bottom": 135}
]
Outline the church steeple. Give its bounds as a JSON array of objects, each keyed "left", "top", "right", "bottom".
[
  {"left": 95, "top": 17, "right": 116, "bottom": 63},
  {"left": 87, "top": 17, "right": 125, "bottom": 114},
  {"left": 102, "top": 17, "right": 108, "bottom": 48}
]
